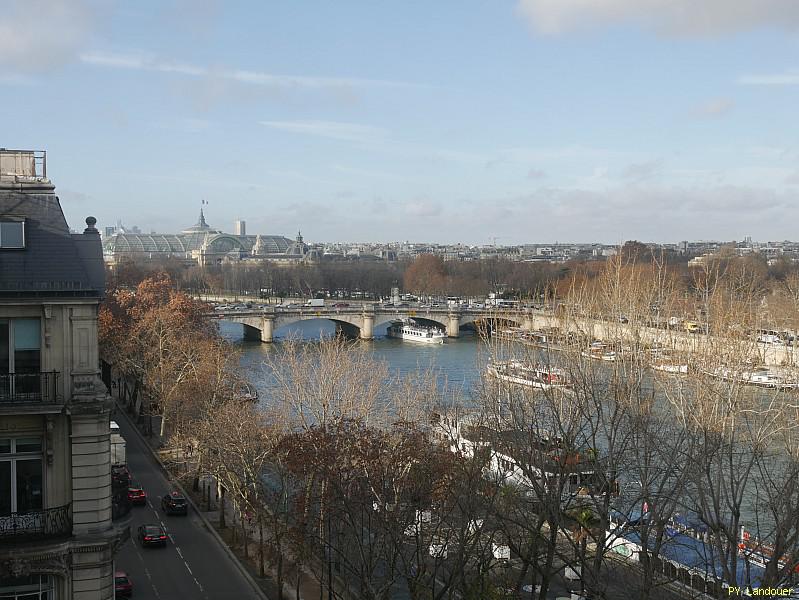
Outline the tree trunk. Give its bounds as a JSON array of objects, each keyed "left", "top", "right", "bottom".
[
  {"left": 259, "top": 517, "right": 265, "bottom": 579},
  {"left": 219, "top": 484, "right": 226, "bottom": 529}
]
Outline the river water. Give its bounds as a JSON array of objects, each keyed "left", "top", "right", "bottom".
[
  {"left": 219, "top": 319, "right": 491, "bottom": 401},
  {"left": 220, "top": 319, "right": 776, "bottom": 531}
]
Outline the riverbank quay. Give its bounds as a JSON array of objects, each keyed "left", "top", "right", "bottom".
[{"left": 111, "top": 381, "right": 325, "bottom": 600}]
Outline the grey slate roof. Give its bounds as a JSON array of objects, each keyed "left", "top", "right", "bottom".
[{"left": 0, "top": 181, "right": 104, "bottom": 297}]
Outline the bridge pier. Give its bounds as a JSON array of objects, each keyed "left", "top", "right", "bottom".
[
  {"left": 447, "top": 313, "right": 460, "bottom": 338},
  {"left": 361, "top": 312, "right": 374, "bottom": 340},
  {"left": 261, "top": 316, "right": 275, "bottom": 343}
]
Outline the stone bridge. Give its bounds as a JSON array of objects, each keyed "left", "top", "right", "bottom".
[
  {"left": 211, "top": 306, "right": 536, "bottom": 342},
  {"left": 211, "top": 305, "right": 799, "bottom": 365}
]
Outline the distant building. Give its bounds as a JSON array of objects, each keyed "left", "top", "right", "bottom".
[
  {"left": 1, "top": 149, "right": 127, "bottom": 599},
  {"left": 234, "top": 220, "right": 246, "bottom": 236},
  {"left": 102, "top": 210, "right": 311, "bottom": 266}
]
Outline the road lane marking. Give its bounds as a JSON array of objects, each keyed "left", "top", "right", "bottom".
[{"left": 143, "top": 566, "right": 161, "bottom": 598}]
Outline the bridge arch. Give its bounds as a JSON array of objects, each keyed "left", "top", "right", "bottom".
[{"left": 213, "top": 307, "right": 534, "bottom": 343}]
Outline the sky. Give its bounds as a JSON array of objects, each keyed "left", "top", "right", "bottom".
[{"left": 2, "top": 0, "right": 799, "bottom": 245}]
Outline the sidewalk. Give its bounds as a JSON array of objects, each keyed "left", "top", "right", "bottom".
[{"left": 195, "top": 476, "right": 325, "bottom": 600}]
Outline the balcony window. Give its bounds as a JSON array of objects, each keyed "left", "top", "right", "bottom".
[
  {"left": 0, "top": 319, "right": 42, "bottom": 400},
  {"left": 0, "top": 438, "right": 43, "bottom": 516},
  {"left": 0, "top": 219, "right": 25, "bottom": 249}
]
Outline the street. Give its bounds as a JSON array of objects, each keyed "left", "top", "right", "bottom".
[{"left": 114, "top": 409, "right": 266, "bottom": 600}]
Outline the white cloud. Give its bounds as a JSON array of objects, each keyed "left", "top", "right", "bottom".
[
  {"left": 452, "top": 184, "right": 794, "bottom": 243},
  {"left": 259, "top": 120, "right": 387, "bottom": 143},
  {"left": 738, "top": 71, "right": 799, "bottom": 85},
  {"left": 404, "top": 200, "right": 442, "bottom": 217},
  {"left": 80, "top": 51, "right": 415, "bottom": 91},
  {"left": 0, "top": 0, "right": 101, "bottom": 72},
  {"left": 516, "top": 0, "right": 799, "bottom": 36}
]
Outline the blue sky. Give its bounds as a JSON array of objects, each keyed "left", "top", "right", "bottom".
[{"left": 2, "top": 0, "right": 799, "bottom": 244}]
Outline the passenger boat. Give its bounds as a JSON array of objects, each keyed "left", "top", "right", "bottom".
[
  {"left": 486, "top": 360, "right": 571, "bottom": 389},
  {"left": 387, "top": 319, "right": 446, "bottom": 344},
  {"left": 703, "top": 365, "right": 799, "bottom": 390},
  {"left": 581, "top": 342, "right": 617, "bottom": 362}
]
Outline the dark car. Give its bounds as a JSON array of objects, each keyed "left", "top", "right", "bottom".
[
  {"left": 111, "top": 465, "right": 131, "bottom": 487},
  {"left": 114, "top": 571, "right": 133, "bottom": 597},
  {"left": 332, "top": 302, "right": 349, "bottom": 308},
  {"left": 138, "top": 524, "right": 167, "bottom": 547},
  {"left": 161, "top": 491, "right": 189, "bottom": 515},
  {"left": 127, "top": 482, "right": 147, "bottom": 506}
]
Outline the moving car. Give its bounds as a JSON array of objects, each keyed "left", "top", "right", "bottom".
[
  {"left": 162, "top": 491, "right": 189, "bottom": 515},
  {"left": 114, "top": 571, "right": 133, "bottom": 597},
  {"left": 127, "top": 482, "right": 146, "bottom": 506},
  {"left": 138, "top": 524, "right": 168, "bottom": 547}
]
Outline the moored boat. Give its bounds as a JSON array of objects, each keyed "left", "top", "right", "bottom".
[
  {"left": 703, "top": 365, "right": 799, "bottom": 390},
  {"left": 486, "top": 360, "right": 571, "bottom": 389},
  {"left": 581, "top": 342, "right": 617, "bottom": 362}
]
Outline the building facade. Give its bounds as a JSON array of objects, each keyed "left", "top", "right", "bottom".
[
  {"left": 0, "top": 149, "right": 126, "bottom": 599},
  {"left": 102, "top": 211, "right": 310, "bottom": 266}
]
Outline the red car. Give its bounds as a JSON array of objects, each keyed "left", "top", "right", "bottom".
[
  {"left": 127, "top": 482, "right": 146, "bottom": 506},
  {"left": 114, "top": 571, "right": 133, "bottom": 597}
]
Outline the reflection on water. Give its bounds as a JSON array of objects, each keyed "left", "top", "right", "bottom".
[{"left": 218, "top": 319, "right": 491, "bottom": 402}]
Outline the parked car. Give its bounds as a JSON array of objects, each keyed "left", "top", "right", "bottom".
[
  {"left": 331, "top": 302, "right": 349, "bottom": 308},
  {"left": 114, "top": 571, "right": 133, "bottom": 597},
  {"left": 138, "top": 524, "right": 168, "bottom": 547},
  {"left": 111, "top": 465, "right": 131, "bottom": 487},
  {"left": 162, "top": 491, "right": 189, "bottom": 515},
  {"left": 127, "top": 482, "right": 147, "bottom": 506}
]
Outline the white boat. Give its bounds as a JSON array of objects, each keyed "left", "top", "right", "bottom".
[
  {"left": 651, "top": 363, "right": 689, "bottom": 374},
  {"left": 486, "top": 360, "right": 571, "bottom": 390},
  {"left": 387, "top": 319, "right": 446, "bottom": 344},
  {"left": 651, "top": 351, "right": 689, "bottom": 374},
  {"left": 581, "top": 342, "right": 617, "bottom": 362},
  {"left": 703, "top": 366, "right": 799, "bottom": 390}
]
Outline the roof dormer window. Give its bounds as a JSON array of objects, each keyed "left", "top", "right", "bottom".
[{"left": 0, "top": 218, "right": 25, "bottom": 249}]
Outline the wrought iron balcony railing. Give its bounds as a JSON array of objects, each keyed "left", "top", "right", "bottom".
[
  {"left": 0, "top": 504, "right": 72, "bottom": 543},
  {"left": 0, "top": 371, "right": 60, "bottom": 404}
]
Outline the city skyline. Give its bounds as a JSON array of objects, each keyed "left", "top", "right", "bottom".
[{"left": 3, "top": 1, "right": 799, "bottom": 243}]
